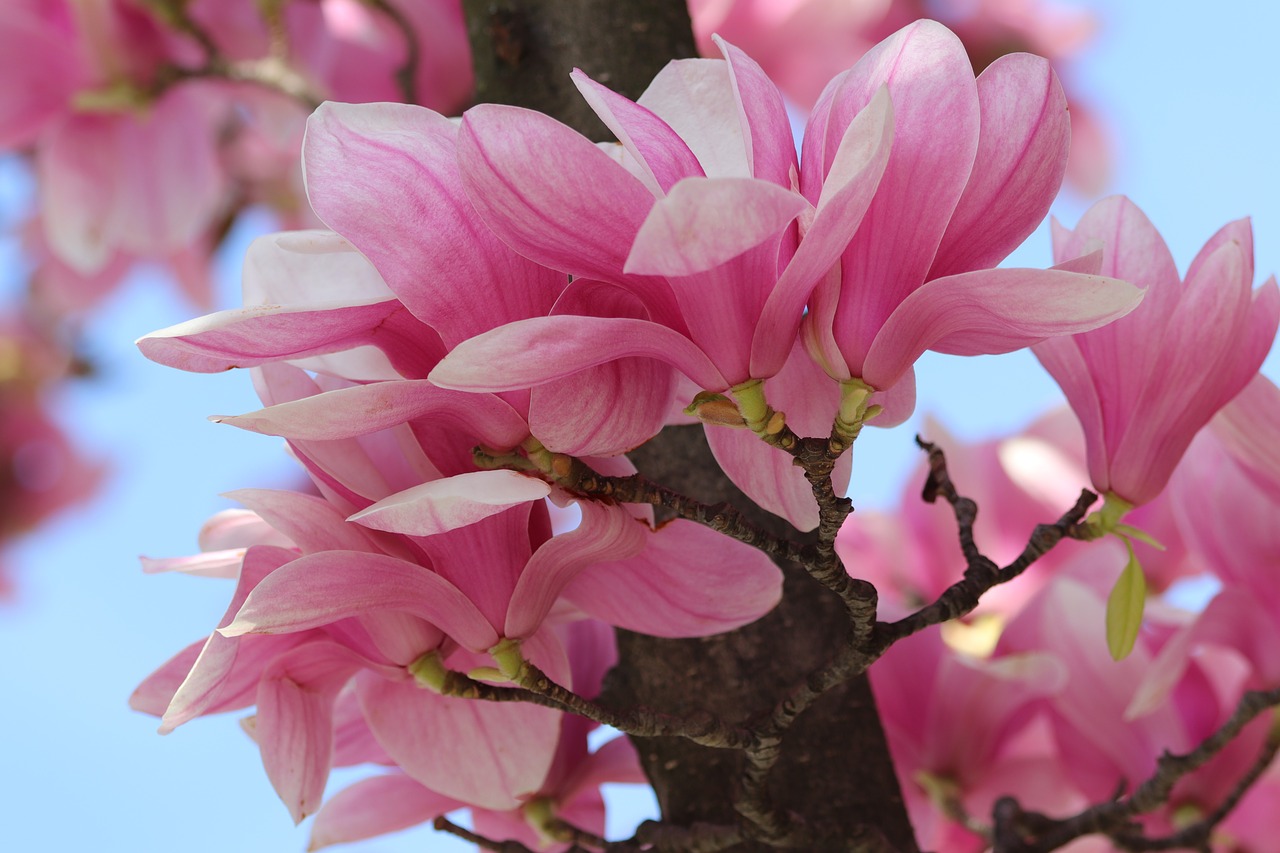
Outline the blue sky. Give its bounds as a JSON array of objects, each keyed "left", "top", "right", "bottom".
[{"left": 1, "top": 3, "right": 1278, "bottom": 851}]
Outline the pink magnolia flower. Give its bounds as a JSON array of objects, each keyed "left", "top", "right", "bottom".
[
  {"left": 799, "top": 21, "right": 1141, "bottom": 405},
  {"left": 1033, "top": 197, "right": 1280, "bottom": 506},
  {"left": 870, "top": 628, "right": 1072, "bottom": 851},
  {"left": 687, "top": 0, "right": 1110, "bottom": 194}
]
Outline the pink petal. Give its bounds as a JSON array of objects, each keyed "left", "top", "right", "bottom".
[
  {"left": 257, "top": 642, "right": 365, "bottom": 823},
  {"left": 819, "top": 21, "right": 981, "bottom": 365},
  {"left": 1213, "top": 373, "right": 1280, "bottom": 497},
  {"left": 571, "top": 69, "right": 704, "bottom": 195},
  {"left": 220, "top": 550, "right": 499, "bottom": 653},
  {"left": 136, "top": 299, "right": 423, "bottom": 375},
  {"left": 226, "top": 489, "right": 379, "bottom": 555},
  {"left": 863, "top": 267, "right": 1142, "bottom": 391},
  {"left": 348, "top": 471, "right": 552, "bottom": 537},
  {"left": 458, "top": 104, "right": 656, "bottom": 287},
  {"left": 625, "top": 177, "right": 806, "bottom": 277},
  {"left": 564, "top": 517, "right": 782, "bottom": 637},
  {"left": 637, "top": 58, "right": 750, "bottom": 178},
  {"left": 714, "top": 35, "right": 798, "bottom": 187},
  {"left": 357, "top": 673, "right": 560, "bottom": 810},
  {"left": 929, "top": 53, "right": 1070, "bottom": 279},
  {"left": 505, "top": 502, "right": 648, "bottom": 639},
  {"left": 429, "top": 315, "right": 728, "bottom": 393},
  {"left": 530, "top": 356, "right": 677, "bottom": 457},
  {"left": 309, "top": 773, "right": 465, "bottom": 849},
  {"left": 303, "top": 102, "right": 565, "bottom": 347},
  {"left": 215, "top": 379, "right": 530, "bottom": 450},
  {"left": 752, "top": 86, "right": 894, "bottom": 377}
]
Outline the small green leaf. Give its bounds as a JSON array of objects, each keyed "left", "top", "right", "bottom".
[
  {"left": 1113, "top": 522, "right": 1166, "bottom": 551},
  {"left": 1106, "top": 541, "right": 1147, "bottom": 661}
]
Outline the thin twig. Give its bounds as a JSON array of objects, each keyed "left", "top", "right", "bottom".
[
  {"left": 993, "top": 689, "right": 1280, "bottom": 852},
  {"left": 878, "top": 438, "right": 1095, "bottom": 645}
]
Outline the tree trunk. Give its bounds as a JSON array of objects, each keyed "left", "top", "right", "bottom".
[{"left": 463, "top": 4, "right": 918, "bottom": 849}]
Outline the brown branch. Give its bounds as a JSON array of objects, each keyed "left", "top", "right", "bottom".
[
  {"left": 993, "top": 688, "right": 1280, "bottom": 852},
  {"left": 541, "top": 452, "right": 811, "bottom": 566},
  {"left": 878, "top": 438, "right": 1096, "bottom": 645},
  {"left": 514, "top": 658, "right": 756, "bottom": 749}
]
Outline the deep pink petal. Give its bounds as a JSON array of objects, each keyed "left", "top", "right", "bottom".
[
  {"left": 505, "top": 502, "right": 648, "bottom": 639},
  {"left": 863, "top": 267, "right": 1142, "bottom": 391},
  {"left": 429, "top": 315, "right": 728, "bottom": 393},
  {"left": 303, "top": 102, "right": 564, "bottom": 347},
  {"left": 752, "top": 86, "right": 894, "bottom": 377},
  {"left": 820, "top": 21, "right": 981, "bottom": 368},
  {"left": 257, "top": 642, "right": 365, "bottom": 823},
  {"left": 929, "top": 53, "right": 1070, "bottom": 279},
  {"left": 530, "top": 356, "right": 677, "bottom": 457},
  {"left": 220, "top": 550, "right": 500, "bottom": 652},
  {"left": 348, "top": 471, "right": 552, "bottom": 537},
  {"left": 1213, "top": 373, "right": 1280, "bottom": 497},
  {"left": 458, "top": 104, "right": 652, "bottom": 284}
]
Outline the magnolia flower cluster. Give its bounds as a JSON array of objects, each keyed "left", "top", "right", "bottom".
[
  {"left": 0, "top": 0, "right": 471, "bottom": 310},
  {"left": 130, "top": 17, "right": 1279, "bottom": 852}
]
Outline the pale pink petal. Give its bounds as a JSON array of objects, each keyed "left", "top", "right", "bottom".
[
  {"left": 637, "top": 58, "right": 750, "bottom": 178},
  {"left": 136, "top": 300, "right": 426, "bottom": 375},
  {"left": 309, "top": 773, "right": 465, "bottom": 849},
  {"left": 220, "top": 549, "right": 500, "bottom": 652},
  {"left": 357, "top": 674, "right": 560, "bottom": 810},
  {"left": 625, "top": 177, "right": 806, "bottom": 277},
  {"left": 429, "top": 315, "right": 728, "bottom": 393},
  {"left": 348, "top": 471, "right": 552, "bottom": 537},
  {"left": 863, "top": 267, "right": 1142, "bottom": 391},
  {"left": 215, "top": 379, "right": 530, "bottom": 450},
  {"left": 1213, "top": 373, "right": 1280, "bottom": 497},
  {"left": 929, "top": 53, "right": 1070, "bottom": 279},
  {"left": 197, "top": 508, "right": 294, "bottom": 553},
  {"left": 714, "top": 35, "right": 798, "bottom": 187},
  {"left": 563, "top": 518, "right": 782, "bottom": 636},
  {"left": 303, "top": 102, "right": 565, "bottom": 347},
  {"left": 571, "top": 70, "right": 704, "bottom": 195},
  {"left": 505, "top": 502, "right": 648, "bottom": 639},
  {"left": 140, "top": 549, "right": 246, "bottom": 579},
  {"left": 226, "top": 489, "right": 379, "bottom": 555}
]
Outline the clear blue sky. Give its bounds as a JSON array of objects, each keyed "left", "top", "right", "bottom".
[{"left": 1, "top": 3, "right": 1278, "bottom": 851}]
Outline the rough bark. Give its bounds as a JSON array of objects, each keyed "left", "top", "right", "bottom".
[{"left": 464, "top": 3, "right": 918, "bottom": 849}]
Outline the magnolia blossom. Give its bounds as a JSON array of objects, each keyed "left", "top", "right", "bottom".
[
  {"left": 687, "top": 0, "right": 1110, "bottom": 194},
  {"left": 1033, "top": 196, "right": 1280, "bottom": 507},
  {"left": 799, "top": 22, "right": 1140, "bottom": 404}
]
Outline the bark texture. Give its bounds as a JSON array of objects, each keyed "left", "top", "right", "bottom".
[{"left": 464, "top": 3, "right": 918, "bottom": 848}]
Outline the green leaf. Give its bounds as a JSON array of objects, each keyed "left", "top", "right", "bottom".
[{"left": 1106, "top": 542, "right": 1147, "bottom": 661}]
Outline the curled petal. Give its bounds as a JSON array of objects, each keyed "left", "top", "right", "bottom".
[
  {"left": 430, "top": 315, "right": 728, "bottom": 393},
  {"left": 863, "top": 268, "right": 1142, "bottom": 391},
  {"left": 348, "top": 471, "right": 552, "bottom": 537}
]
